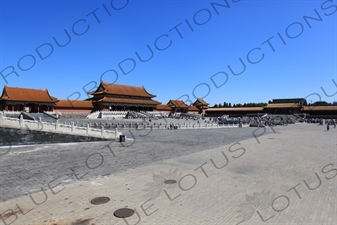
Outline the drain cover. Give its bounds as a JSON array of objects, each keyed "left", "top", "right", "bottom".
[
  {"left": 90, "top": 196, "right": 110, "bottom": 205},
  {"left": 114, "top": 208, "right": 135, "bottom": 218},
  {"left": 164, "top": 179, "right": 177, "bottom": 184}
]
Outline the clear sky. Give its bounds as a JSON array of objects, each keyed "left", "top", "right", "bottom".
[{"left": 1, "top": 0, "right": 336, "bottom": 106}]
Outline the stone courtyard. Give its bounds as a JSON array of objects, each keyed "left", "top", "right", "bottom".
[{"left": 0, "top": 123, "right": 336, "bottom": 225}]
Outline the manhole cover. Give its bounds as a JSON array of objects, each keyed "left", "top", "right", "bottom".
[
  {"left": 90, "top": 196, "right": 110, "bottom": 205},
  {"left": 114, "top": 208, "right": 135, "bottom": 218},
  {"left": 164, "top": 179, "right": 177, "bottom": 184}
]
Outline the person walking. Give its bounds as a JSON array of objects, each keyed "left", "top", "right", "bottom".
[{"left": 327, "top": 121, "right": 330, "bottom": 131}]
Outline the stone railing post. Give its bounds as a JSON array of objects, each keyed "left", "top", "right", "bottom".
[
  {"left": 0, "top": 111, "right": 3, "bottom": 125},
  {"left": 71, "top": 122, "right": 74, "bottom": 132},
  {"left": 19, "top": 115, "right": 24, "bottom": 127},
  {"left": 87, "top": 124, "right": 90, "bottom": 134},
  {"left": 55, "top": 120, "right": 58, "bottom": 130},
  {"left": 101, "top": 126, "right": 104, "bottom": 137},
  {"left": 115, "top": 128, "right": 118, "bottom": 140},
  {"left": 38, "top": 117, "right": 42, "bottom": 129}
]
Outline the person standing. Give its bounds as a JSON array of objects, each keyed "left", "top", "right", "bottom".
[
  {"left": 327, "top": 121, "right": 330, "bottom": 131},
  {"left": 238, "top": 118, "right": 242, "bottom": 128}
]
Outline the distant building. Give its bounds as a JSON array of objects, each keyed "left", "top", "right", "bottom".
[
  {"left": 166, "top": 100, "right": 189, "bottom": 113},
  {"left": 87, "top": 81, "right": 161, "bottom": 111},
  {"left": 263, "top": 103, "right": 302, "bottom": 114},
  {"left": 187, "top": 105, "right": 199, "bottom": 114},
  {"left": 156, "top": 104, "right": 172, "bottom": 113},
  {"left": 193, "top": 98, "right": 209, "bottom": 114},
  {"left": 0, "top": 86, "right": 57, "bottom": 112},
  {"left": 301, "top": 105, "right": 337, "bottom": 118},
  {"left": 270, "top": 98, "right": 307, "bottom": 105},
  {"left": 156, "top": 101, "right": 203, "bottom": 115},
  {"left": 205, "top": 98, "right": 337, "bottom": 118},
  {"left": 263, "top": 98, "right": 306, "bottom": 114},
  {"left": 54, "top": 100, "right": 94, "bottom": 113}
]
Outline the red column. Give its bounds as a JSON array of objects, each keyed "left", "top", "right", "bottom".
[{"left": 5, "top": 104, "right": 8, "bottom": 111}]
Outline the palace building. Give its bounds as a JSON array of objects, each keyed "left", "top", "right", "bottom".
[
  {"left": 193, "top": 98, "right": 209, "bottom": 114},
  {"left": 263, "top": 98, "right": 306, "bottom": 114},
  {"left": 205, "top": 98, "right": 337, "bottom": 118},
  {"left": 0, "top": 86, "right": 58, "bottom": 112},
  {"left": 301, "top": 105, "right": 337, "bottom": 117},
  {"left": 87, "top": 82, "right": 161, "bottom": 111},
  {"left": 54, "top": 100, "right": 94, "bottom": 113},
  {"left": 166, "top": 100, "right": 189, "bottom": 113},
  {"left": 156, "top": 104, "right": 172, "bottom": 112}
]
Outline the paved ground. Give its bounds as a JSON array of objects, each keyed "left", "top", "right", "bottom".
[
  {"left": 0, "top": 126, "right": 273, "bottom": 202},
  {"left": 0, "top": 123, "right": 336, "bottom": 225}
]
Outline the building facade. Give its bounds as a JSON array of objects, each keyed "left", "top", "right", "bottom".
[
  {"left": 88, "top": 82, "right": 161, "bottom": 111},
  {"left": 54, "top": 100, "right": 94, "bottom": 113},
  {"left": 0, "top": 86, "right": 58, "bottom": 112},
  {"left": 166, "top": 100, "right": 188, "bottom": 113},
  {"left": 193, "top": 98, "right": 209, "bottom": 114},
  {"left": 205, "top": 98, "right": 337, "bottom": 118}
]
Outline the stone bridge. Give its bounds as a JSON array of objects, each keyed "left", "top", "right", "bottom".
[{"left": 0, "top": 112, "right": 122, "bottom": 140}]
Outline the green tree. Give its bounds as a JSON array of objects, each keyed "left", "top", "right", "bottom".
[{"left": 313, "top": 101, "right": 330, "bottom": 106}]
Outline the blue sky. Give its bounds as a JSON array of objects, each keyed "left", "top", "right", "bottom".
[{"left": 1, "top": 0, "right": 336, "bottom": 106}]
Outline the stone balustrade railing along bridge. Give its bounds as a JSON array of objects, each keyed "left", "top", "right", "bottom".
[
  {"left": 0, "top": 112, "right": 250, "bottom": 142},
  {"left": 0, "top": 112, "right": 122, "bottom": 140}
]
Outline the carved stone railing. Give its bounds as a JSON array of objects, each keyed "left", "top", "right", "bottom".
[{"left": 0, "top": 112, "right": 122, "bottom": 140}]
